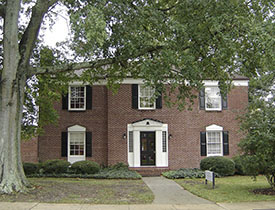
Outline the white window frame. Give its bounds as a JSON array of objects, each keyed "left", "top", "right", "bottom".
[
  {"left": 68, "top": 125, "right": 86, "bottom": 163},
  {"left": 138, "top": 85, "right": 156, "bottom": 110},
  {"left": 205, "top": 86, "right": 222, "bottom": 111},
  {"left": 68, "top": 86, "right": 86, "bottom": 111},
  {"left": 206, "top": 124, "right": 223, "bottom": 156}
]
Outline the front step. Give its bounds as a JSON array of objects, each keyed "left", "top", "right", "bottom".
[{"left": 129, "top": 167, "right": 169, "bottom": 176}]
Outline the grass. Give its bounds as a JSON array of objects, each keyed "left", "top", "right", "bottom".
[
  {"left": 175, "top": 175, "right": 275, "bottom": 203},
  {"left": 0, "top": 178, "right": 154, "bottom": 204}
]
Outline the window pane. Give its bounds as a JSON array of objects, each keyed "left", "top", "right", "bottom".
[
  {"left": 162, "top": 131, "right": 167, "bottom": 152},
  {"left": 139, "top": 85, "right": 155, "bottom": 109},
  {"left": 207, "top": 132, "right": 221, "bottom": 155},
  {"left": 205, "top": 87, "right": 221, "bottom": 109},
  {"left": 70, "top": 132, "right": 85, "bottom": 156},
  {"left": 70, "top": 86, "right": 85, "bottom": 109},
  {"left": 129, "top": 131, "right": 133, "bottom": 152}
]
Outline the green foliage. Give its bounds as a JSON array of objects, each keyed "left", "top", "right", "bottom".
[
  {"left": 200, "top": 156, "right": 235, "bottom": 176},
  {"left": 239, "top": 70, "right": 275, "bottom": 189},
  {"left": 91, "top": 167, "right": 141, "bottom": 179},
  {"left": 18, "top": 0, "right": 274, "bottom": 138},
  {"left": 232, "top": 155, "right": 246, "bottom": 175},
  {"left": 110, "top": 162, "right": 129, "bottom": 170},
  {"left": 40, "top": 159, "right": 70, "bottom": 174},
  {"left": 70, "top": 160, "right": 100, "bottom": 174},
  {"left": 162, "top": 168, "right": 205, "bottom": 179},
  {"left": 23, "top": 162, "right": 39, "bottom": 175}
]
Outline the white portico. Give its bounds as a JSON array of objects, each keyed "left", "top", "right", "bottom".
[{"left": 127, "top": 119, "right": 168, "bottom": 167}]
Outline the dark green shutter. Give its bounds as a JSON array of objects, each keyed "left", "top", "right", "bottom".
[
  {"left": 62, "top": 94, "right": 68, "bottom": 110},
  {"left": 222, "top": 94, "right": 228, "bottom": 110},
  {"left": 223, "top": 131, "right": 229, "bottom": 155},
  {"left": 86, "top": 132, "right": 92, "bottom": 157},
  {"left": 156, "top": 92, "right": 162, "bottom": 109},
  {"left": 199, "top": 88, "right": 205, "bottom": 110},
  {"left": 61, "top": 132, "right": 68, "bottom": 157},
  {"left": 86, "top": 86, "right": 92, "bottom": 110},
  {"left": 200, "top": 132, "right": 207, "bottom": 156},
  {"left": 132, "top": 84, "right": 138, "bottom": 109}
]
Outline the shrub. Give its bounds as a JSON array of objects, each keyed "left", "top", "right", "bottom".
[
  {"left": 162, "top": 168, "right": 205, "bottom": 179},
  {"left": 111, "top": 162, "right": 129, "bottom": 170},
  {"left": 70, "top": 160, "right": 100, "bottom": 174},
  {"left": 233, "top": 155, "right": 245, "bottom": 175},
  {"left": 23, "top": 162, "right": 39, "bottom": 175},
  {"left": 92, "top": 167, "right": 141, "bottom": 179},
  {"left": 41, "top": 159, "right": 70, "bottom": 174},
  {"left": 200, "top": 156, "right": 235, "bottom": 176}
]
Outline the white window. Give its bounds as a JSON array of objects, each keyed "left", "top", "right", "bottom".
[
  {"left": 69, "top": 132, "right": 85, "bottom": 156},
  {"left": 68, "top": 125, "right": 86, "bottom": 163},
  {"left": 205, "top": 86, "right": 221, "bottom": 111},
  {"left": 69, "top": 86, "right": 86, "bottom": 110},
  {"left": 206, "top": 124, "right": 223, "bottom": 156},
  {"left": 139, "top": 85, "right": 155, "bottom": 109}
]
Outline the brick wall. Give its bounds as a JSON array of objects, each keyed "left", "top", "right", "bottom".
[
  {"left": 21, "top": 137, "right": 38, "bottom": 163},
  {"left": 36, "top": 84, "right": 248, "bottom": 170},
  {"left": 107, "top": 85, "right": 248, "bottom": 169},
  {"left": 38, "top": 86, "right": 108, "bottom": 165}
]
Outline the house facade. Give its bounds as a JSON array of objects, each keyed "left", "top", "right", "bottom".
[{"left": 27, "top": 77, "right": 248, "bottom": 174}]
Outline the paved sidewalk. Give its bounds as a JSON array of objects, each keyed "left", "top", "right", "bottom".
[
  {"left": 0, "top": 202, "right": 275, "bottom": 210},
  {"left": 142, "top": 176, "right": 212, "bottom": 204}
]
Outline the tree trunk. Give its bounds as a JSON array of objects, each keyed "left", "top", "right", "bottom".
[{"left": 0, "top": 0, "right": 30, "bottom": 194}]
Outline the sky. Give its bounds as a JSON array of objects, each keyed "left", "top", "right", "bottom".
[{"left": 43, "top": 5, "right": 70, "bottom": 47}]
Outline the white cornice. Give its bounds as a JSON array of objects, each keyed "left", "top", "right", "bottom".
[{"left": 69, "top": 78, "right": 248, "bottom": 86}]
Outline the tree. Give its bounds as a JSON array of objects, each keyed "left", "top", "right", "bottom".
[
  {"left": 239, "top": 71, "right": 275, "bottom": 189},
  {"left": 0, "top": 0, "right": 274, "bottom": 194}
]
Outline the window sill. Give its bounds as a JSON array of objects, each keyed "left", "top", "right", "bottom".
[
  {"left": 205, "top": 109, "right": 222, "bottom": 112},
  {"left": 207, "top": 154, "right": 223, "bottom": 157},
  {"left": 68, "top": 109, "right": 86, "bottom": 112}
]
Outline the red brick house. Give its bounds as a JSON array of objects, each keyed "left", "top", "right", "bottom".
[{"left": 22, "top": 77, "right": 248, "bottom": 174}]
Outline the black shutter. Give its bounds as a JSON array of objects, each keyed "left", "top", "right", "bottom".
[
  {"left": 200, "top": 132, "right": 207, "bottom": 156},
  {"left": 132, "top": 84, "right": 138, "bottom": 109},
  {"left": 86, "top": 132, "right": 92, "bottom": 157},
  {"left": 156, "top": 92, "right": 162, "bottom": 109},
  {"left": 223, "top": 131, "right": 229, "bottom": 155},
  {"left": 222, "top": 94, "right": 228, "bottom": 110},
  {"left": 86, "top": 86, "right": 92, "bottom": 110},
  {"left": 61, "top": 132, "right": 68, "bottom": 157},
  {"left": 62, "top": 94, "right": 68, "bottom": 110},
  {"left": 199, "top": 88, "right": 205, "bottom": 110}
]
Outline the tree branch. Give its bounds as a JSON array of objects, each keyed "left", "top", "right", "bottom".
[
  {"left": 31, "top": 58, "right": 116, "bottom": 75},
  {"left": 0, "top": 4, "right": 5, "bottom": 18},
  {"left": 19, "top": 0, "right": 58, "bottom": 71},
  {"left": 30, "top": 45, "right": 166, "bottom": 76}
]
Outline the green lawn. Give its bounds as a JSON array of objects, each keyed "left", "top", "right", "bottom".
[
  {"left": 0, "top": 178, "right": 154, "bottom": 204},
  {"left": 175, "top": 176, "right": 275, "bottom": 203}
]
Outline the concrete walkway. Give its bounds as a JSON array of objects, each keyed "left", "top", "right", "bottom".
[
  {"left": 142, "top": 176, "right": 212, "bottom": 205},
  {"left": 0, "top": 202, "right": 275, "bottom": 210}
]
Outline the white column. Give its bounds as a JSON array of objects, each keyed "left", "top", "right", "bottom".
[{"left": 133, "top": 131, "right": 140, "bottom": 167}]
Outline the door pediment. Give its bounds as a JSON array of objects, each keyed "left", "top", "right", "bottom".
[{"left": 131, "top": 118, "right": 163, "bottom": 127}]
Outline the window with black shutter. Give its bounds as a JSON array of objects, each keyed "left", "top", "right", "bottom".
[
  {"left": 223, "top": 131, "right": 229, "bottom": 155},
  {"left": 199, "top": 87, "right": 228, "bottom": 111},
  {"left": 61, "top": 132, "right": 68, "bottom": 157},
  {"left": 200, "top": 132, "right": 207, "bottom": 156},
  {"left": 86, "top": 86, "right": 92, "bottom": 110},
  {"left": 86, "top": 132, "right": 92, "bottom": 157},
  {"left": 132, "top": 84, "right": 138, "bottom": 109}
]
